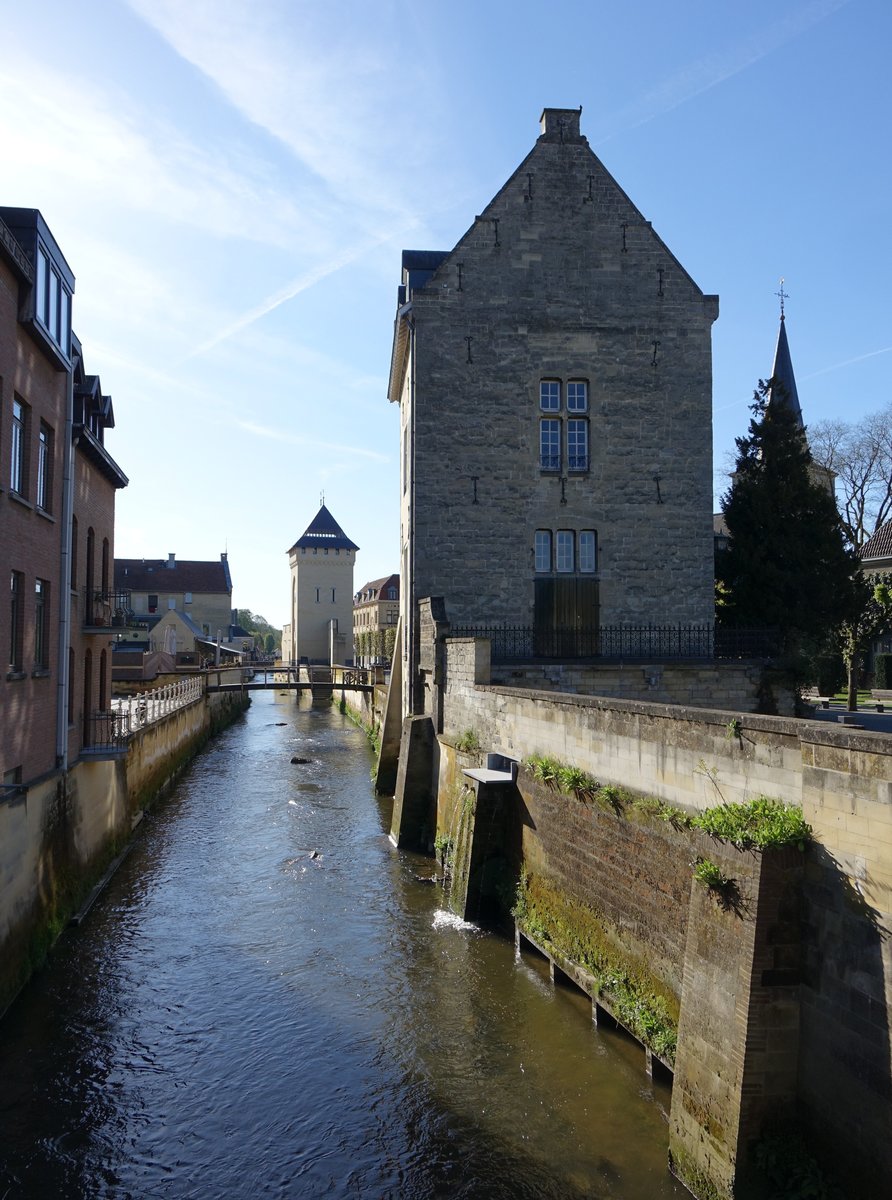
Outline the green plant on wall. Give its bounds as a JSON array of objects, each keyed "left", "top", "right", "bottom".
[
  {"left": 454, "top": 729, "right": 481, "bottom": 753},
  {"left": 513, "top": 870, "right": 679, "bottom": 1064},
  {"left": 692, "top": 858, "right": 731, "bottom": 890},
  {"left": 692, "top": 796, "right": 812, "bottom": 850}
]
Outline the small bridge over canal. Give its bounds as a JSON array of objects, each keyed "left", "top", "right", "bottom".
[{"left": 205, "top": 664, "right": 378, "bottom": 695}]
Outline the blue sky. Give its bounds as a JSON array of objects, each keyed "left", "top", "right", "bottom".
[{"left": 2, "top": 0, "right": 888, "bottom": 626}]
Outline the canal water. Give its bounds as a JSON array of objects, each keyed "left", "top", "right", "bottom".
[{"left": 0, "top": 694, "right": 683, "bottom": 1199}]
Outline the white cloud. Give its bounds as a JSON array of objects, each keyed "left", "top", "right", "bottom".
[
  {"left": 124, "top": 0, "right": 432, "bottom": 227},
  {"left": 595, "top": 0, "right": 851, "bottom": 141},
  {"left": 235, "top": 419, "right": 389, "bottom": 462}
]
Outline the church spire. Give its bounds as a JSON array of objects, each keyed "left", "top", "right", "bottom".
[{"left": 767, "top": 279, "right": 803, "bottom": 427}]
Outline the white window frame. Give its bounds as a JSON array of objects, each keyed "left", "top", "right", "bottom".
[
  {"left": 567, "top": 380, "right": 588, "bottom": 412},
  {"left": 539, "top": 418, "right": 561, "bottom": 472},
  {"left": 579, "top": 531, "right": 597, "bottom": 574},
  {"left": 534, "top": 530, "right": 552, "bottom": 573},
  {"left": 539, "top": 380, "right": 560, "bottom": 412},
  {"left": 556, "top": 531, "right": 574, "bottom": 573},
  {"left": 567, "top": 419, "right": 589, "bottom": 472}
]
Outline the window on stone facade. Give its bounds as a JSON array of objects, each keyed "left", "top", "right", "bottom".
[
  {"left": 539, "top": 419, "right": 560, "bottom": 471},
  {"left": 567, "top": 380, "right": 588, "bottom": 412},
  {"left": 11, "top": 398, "right": 28, "bottom": 497},
  {"left": 556, "top": 531, "right": 575, "bottom": 573},
  {"left": 331, "top": 588, "right": 336, "bottom": 603},
  {"left": 37, "top": 422, "right": 53, "bottom": 511},
  {"left": 567, "top": 420, "right": 589, "bottom": 472},
  {"left": 535, "top": 530, "right": 552, "bottom": 573},
  {"left": 34, "top": 579, "right": 49, "bottom": 670},
  {"left": 9, "top": 571, "right": 24, "bottom": 673},
  {"left": 539, "top": 380, "right": 560, "bottom": 412},
  {"left": 579, "top": 531, "right": 597, "bottom": 574}
]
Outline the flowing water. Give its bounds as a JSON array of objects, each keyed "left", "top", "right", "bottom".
[{"left": 0, "top": 694, "right": 684, "bottom": 1199}]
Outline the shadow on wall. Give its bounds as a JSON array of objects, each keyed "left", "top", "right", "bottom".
[{"left": 799, "top": 844, "right": 891, "bottom": 1187}]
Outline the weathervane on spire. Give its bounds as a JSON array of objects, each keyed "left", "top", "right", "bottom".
[
  {"left": 320, "top": 490, "right": 325, "bottom": 506},
  {"left": 776, "top": 277, "right": 789, "bottom": 321}
]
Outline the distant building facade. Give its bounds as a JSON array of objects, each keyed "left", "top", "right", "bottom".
[
  {"left": 286, "top": 504, "right": 358, "bottom": 664},
  {"left": 388, "top": 109, "right": 718, "bottom": 713},
  {"left": 353, "top": 574, "right": 399, "bottom": 665},
  {"left": 114, "top": 553, "right": 233, "bottom": 638}
]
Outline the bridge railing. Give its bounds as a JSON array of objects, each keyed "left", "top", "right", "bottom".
[{"left": 112, "top": 676, "right": 204, "bottom": 732}]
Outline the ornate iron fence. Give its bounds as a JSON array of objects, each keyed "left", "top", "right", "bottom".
[
  {"left": 85, "top": 709, "right": 131, "bottom": 753},
  {"left": 449, "top": 625, "right": 783, "bottom": 662},
  {"left": 88, "top": 589, "right": 135, "bottom": 627}
]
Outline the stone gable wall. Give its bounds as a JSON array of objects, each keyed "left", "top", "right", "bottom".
[{"left": 405, "top": 127, "right": 717, "bottom": 633}]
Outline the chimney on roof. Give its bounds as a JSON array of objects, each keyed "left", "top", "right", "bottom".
[
  {"left": 221, "top": 551, "right": 227, "bottom": 561},
  {"left": 166, "top": 553, "right": 175, "bottom": 569},
  {"left": 539, "top": 107, "right": 583, "bottom": 142}
]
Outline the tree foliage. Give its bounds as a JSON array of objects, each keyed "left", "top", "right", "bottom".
[
  {"left": 809, "top": 403, "right": 892, "bottom": 550},
  {"left": 235, "top": 609, "right": 281, "bottom": 651},
  {"left": 835, "top": 574, "right": 892, "bottom": 710},
  {"left": 718, "top": 381, "right": 858, "bottom": 656}
]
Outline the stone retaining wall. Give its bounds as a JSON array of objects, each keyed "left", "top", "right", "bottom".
[
  {"left": 422, "top": 633, "right": 892, "bottom": 1196},
  {"left": 0, "top": 690, "right": 247, "bottom": 1016}
]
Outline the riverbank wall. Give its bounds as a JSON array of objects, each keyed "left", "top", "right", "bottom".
[
  {"left": 390, "top": 621, "right": 892, "bottom": 1199},
  {"left": 0, "top": 689, "right": 248, "bottom": 1017}
]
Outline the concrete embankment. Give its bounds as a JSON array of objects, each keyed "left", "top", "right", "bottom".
[{"left": 0, "top": 689, "right": 248, "bottom": 1017}]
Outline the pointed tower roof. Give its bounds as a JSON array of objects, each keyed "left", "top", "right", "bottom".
[
  {"left": 288, "top": 504, "right": 359, "bottom": 553},
  {"left": 767, "top": 309, "right": 803, "bottom": 427}
]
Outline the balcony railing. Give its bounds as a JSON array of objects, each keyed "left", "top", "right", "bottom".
[
  {"left": 86, "top": 589, "right": 135, "bottom": 628},
  {"left": 83, "top": 709, "right": 131, "bottom": 756},
  {"left": 449, "top": 625, "right": 784, "bottom": 662}
]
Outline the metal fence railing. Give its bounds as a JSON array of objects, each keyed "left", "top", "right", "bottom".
[
  {"left": 449, "top": 625, "right": 783, "bottom": 662},
  {"left": 84, "top": 709, "right": 131, "bottom": 753}
]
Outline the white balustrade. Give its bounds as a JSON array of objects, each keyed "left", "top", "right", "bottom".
[{"left": 113, "top": 676, "right": 204, "bottom": 733}]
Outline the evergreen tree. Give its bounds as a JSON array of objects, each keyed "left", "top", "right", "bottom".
[{"left": 718, "top": 380, "right": 858, "bottom": 656}]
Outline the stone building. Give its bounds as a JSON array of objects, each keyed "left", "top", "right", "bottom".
[
  {"left": 286, "top": 504, "right": 358, "bottom": 665},
  {"left": 353, "top": 574, "right": 399, "bottom": 666},
  {"left": 388, "top": 108, "right": 718, "bottom": 715},
  {"left": 114, "top": 553, "right": 233, "bottom": 639}
]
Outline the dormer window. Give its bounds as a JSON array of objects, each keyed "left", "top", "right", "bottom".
[{"left": 35, "top": 241, "right": 72, "bottom": 357}]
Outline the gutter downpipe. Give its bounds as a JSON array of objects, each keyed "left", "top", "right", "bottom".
[{"left": 55, "top": 352, "right": 76, "bottom": 769}]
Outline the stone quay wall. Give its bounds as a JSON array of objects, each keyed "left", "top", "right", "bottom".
[
  {"left": 427, "top": 634, "right": 892, "bottom": 1196},
  {"left": 0, "top": 689, "right": 248, "bottom": 1016}
]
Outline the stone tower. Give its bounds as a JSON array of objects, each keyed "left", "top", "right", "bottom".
[
  {"left": 388, "top": 108, "right": 718, "bottom": 711},
  {"left": 286, "top": 504, "right": 358, "bottom": 665}
]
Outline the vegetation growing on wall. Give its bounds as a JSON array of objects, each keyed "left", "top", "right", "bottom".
[
  {"left": 521, "top": 755, "right": 813, "bottom": 850},
  {"left": 513, "top": 868, "right": 679, "bottom": 1064},
  {"left": 454, "top": 729, "right": 481, "bottom": 753}
]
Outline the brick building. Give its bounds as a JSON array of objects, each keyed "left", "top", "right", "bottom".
[
  {"left": 388, "top": 109, "right": 718, "bottom": 713},
  {"left": 1, "top": 207, "right": 127, "bottom": 792}
]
